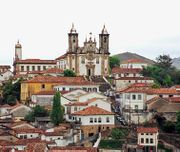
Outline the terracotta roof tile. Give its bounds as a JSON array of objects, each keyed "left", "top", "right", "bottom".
[
  {"left": 165, "top": 97, "right": 180, "bottom": 103},
  {"left": 49, "top": 147, "right": 97, "bottom": 152},
  {"left": 115, "top": 77, "right": 153, "bottom": 80},
  {"left": 15, "top": 59, "right": 56, "bottom": 64},
  {"left": 24, "top": 75, "right": 97, "bottom": 85},
  {"left": 121, "top": 58, "right": 146, "bottom": 64},
  {"left": 137, "top": 127, "right": 158, "bottom": 133},
  {"left": 72, "top": 106, "right": 114, "bottom": 116},
  {"left": 112, "top": 67, "right": 142, "bottom": 74},
  {"left": 55, "top": 54, "right": 67, "bottom": 60},
  {"left": 43, "top": 67, "right": 64, "bottom": 74},
  {"left": 32, "top": 90, "right": 69, "bottom": 95},
  {"left": 14, "top": 128, "right": 43, "bottom": 134}
]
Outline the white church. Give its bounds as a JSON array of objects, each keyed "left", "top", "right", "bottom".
[{"left": 13, "top": 24, "right": 110, "bottom": 77}]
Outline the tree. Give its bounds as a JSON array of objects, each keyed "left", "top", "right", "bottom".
[
  {"left": 176, "top": 111, "right": 180, "bottom": 133},
  {"left": 25, "top": 105, "right": 49, "bottom": 122},
  {"left": 2, "top": 78, "right": 22, "bottom": 105},
  {"left": 63, "top": 69, "right": 76, "bottom": 77},
  {"left": 156, "top": 54, "right": 173, "bottom": 69},
  {"left": 51, "top": 92, "right": 63, "bottom": 126},
  {"left": 109, "top": 56, "right": 120, "bottom": 69}
]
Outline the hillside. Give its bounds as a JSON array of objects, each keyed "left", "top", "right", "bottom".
[
  {"left": 172, "top": 57, "right": 180, "bottom": 69},
  {"left": 113, "top": 52, "right": 155, "bottom": 65}
]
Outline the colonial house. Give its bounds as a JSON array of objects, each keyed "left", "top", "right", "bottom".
[
  {"left": 117, "top": 84, "right": 180, "bottom": 124},
  {"left": 64, "top": 98, "right": 111, "bottom": 121},
  {"left": 71, "top": 106, "right": 115, "bottom": 138},
  {"left": 120, "top": 58, "right": 150, "bottom": 69},
  {"left": 0, "top": 65, "right": 11, "bottom": 73},
  {"left": 56, "top": 24, "right": 110, "bottom": 76},
  {"left": 112, "top": 67, "right": 142, "bottom": 79},
  {"left": 146, "top": 97, "right": 180, "bottom": 121},
  {"left": 13, "top": 41, "right": 57, "bottom": 75},
  {"left": 26, "top": 67, "right": 64, "bottom": 78},
  {"left": 14, "top": 128, "right": 43, "bottom": 139},
  {"left": 20, "top": 75, "right": 99, "bottom": 103},
  {"left": 0, "top": 104, "right": 31, "bottom": 120},
  {"left": 137, "top": 127, "right": 159, "bottom": 152},
  {"left": 9, "top": 104, "right": 32, "bottom": 120},
  {"left": 114, "top": 77, "right": 154, "bottom": 90}
]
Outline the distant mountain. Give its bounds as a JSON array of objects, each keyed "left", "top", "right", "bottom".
[
  {"left": 172, "top": 57, "right": 180, "bottom": 69},
  {"left": 113, "top": 52, "right": 155, "bottom": 65}
]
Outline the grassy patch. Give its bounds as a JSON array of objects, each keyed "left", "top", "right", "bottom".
[
  {"left": 99, "top": 139, "right": 124, "bottom": 149},
  {"left": 111, "top": 128, "right": 129, "bottom": 139}
]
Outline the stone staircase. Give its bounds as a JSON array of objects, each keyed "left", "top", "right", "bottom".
[{"left": 90, "top": 76, "right": 112, "bottom": 92}]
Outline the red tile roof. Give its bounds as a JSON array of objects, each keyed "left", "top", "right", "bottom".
[
  {"left": 115, "top": 77, "right": 153, "bottom": 80},
  {"left": 24, "top": 75, "right": 97, "bottom": 85},
  {"left": 32, "top": 90, "right": 69, "bottom": 95},
  {"left": 121, "top": 58, "right": 146, "bottom": 64},
  {"left": 15, "top": 59, "right": 56, "bottom": 64},
  {"left": 14, "top": 128, "right": 43, "bottom": 134},
  {"left": 166, "top": 97, "right": 180, "bottom": 103},
  {"left": 121, "top": 87, "right": 179, "bottom": 95},
  {"left": 72, "top": 106, "right": 114, "bottom": 116},
  {"left": 137, "top": 127, "right": 158, "bottom": 133},
  {"left": 112, "top": 67, "right": 142, "bottom": 74},
  {"left": 65, "top": 102, "right": 88, "bottom": 106},
  {"left": 56, "top": 54, "right": 67, "bottom": 60},
  {"left": 49, "top": 147, "right": 97, "bottom": 152},
  {"left": 43, "top": 67, "right": 64, "bottom": 74}
]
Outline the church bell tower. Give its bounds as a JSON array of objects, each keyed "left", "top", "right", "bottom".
[
  {"left": 68, "top": 23, "right": 78, "bottom": 53},
  {"left": 99, "top": 25, "right": 109, "bottom": 54},
  {"left": 15, "top": 40, "right": 22, "bottom": 60}
]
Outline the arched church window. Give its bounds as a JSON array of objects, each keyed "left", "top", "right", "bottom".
[
  {"left": 104, "top": 37, "right": 107, "bottom": 43},
  {"left": 81, "top": 57, "right": 85, "bottom": 64},
  {"left": 96, "top": 57, "right": 99, "bottom": 64}
]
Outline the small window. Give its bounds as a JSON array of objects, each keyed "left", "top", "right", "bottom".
[
  {"left": 135, "top": 105, "right": 138, "bottom": 109},
  {"left": 38, "top": 66, "right": 41, "bottom": 71},
  {"left": 73, "top": 39, "right": 76, "bottom": 43},
  {"left": 138, "top": 94, "right": 142, "bottom": 100},
  {"left": 62, "top": 87, "right": 66, "bottom": 91},
  {"left": 132, "top": 95, "right": 136, "bottom": 100},
  {"left": 74, "top": 106, "right": 77, "bottom": 111},
  {"left": 141, "top": 133, "right": 144, "bottom": 135},
  {"left": 150, "top": 138, "right": 153, "bottom": 143},
  {"left": 94, "top": 118, "right": 97, "bottom": 123},
  {"left": 21, "top": 66, "right": 24, "bottom": 72},
  {"left": 32, "top": 66, "right": 35, "bottom": 71},
  {"left": 141, "top": 138, "right": 144, "bottom": 143},
  {"left": 43, "top": 66, "right": 46, "bottom": 70},
  {"left": 146, "top": 138, "right": 149, "bottom": 143},
  {"left": 129, "top": 80, "right": 131, "bottom": 83},
  {"left": 98, "top": 117, "right": 101, "bottom": 123},
  {"left": 95, "top": 104, "right": 98, "bottom": 107},
  {"left": 27, "top": 66, "right": 29, "bottom": 71},
  {"left": 106, "top": 117, "right": 110, "bottom": 123},
  {"left": 90, "top": 118, "right": 93, "bottom": 123},
  {"left": 79, "top": 118, "right": 81, "bottom": 122},
  {"left": 169, "top": 95, "right": 173, "bottom": 97},
  {"left": 41, "top": 84, "right": 45, "bottom": 89},
  {"left": 72, "top": 68, "right": 75, "bottom": 71},
  {"left": 146, "top": 133, "right": 149, "bottom": 135}
]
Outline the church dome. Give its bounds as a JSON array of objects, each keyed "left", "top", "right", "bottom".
[
  {"left": 101, "top": 25, "right": 108, "bottom": 34},
  {"left": 70, "top": 23, "right": 77, "bottom": 33},
  {"left": 15, "top": 40, "right": 22, "bottom": 48}
]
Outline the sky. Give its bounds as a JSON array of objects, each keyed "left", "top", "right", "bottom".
[{"left": 0, "top": 0, "right": 180, "bottom": 65}]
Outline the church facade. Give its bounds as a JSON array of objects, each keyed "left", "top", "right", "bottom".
[{"left": 56, "top": 25, "right": 110, "bottom": 76}]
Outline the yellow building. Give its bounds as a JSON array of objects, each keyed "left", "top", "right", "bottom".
[{"left": 21, "top": 75, "right": 98, "bottom": 103}]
